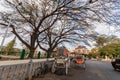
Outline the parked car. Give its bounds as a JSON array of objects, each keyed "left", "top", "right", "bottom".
[{"left": 111, "top": 58, "right": 120, "bottom": 70}]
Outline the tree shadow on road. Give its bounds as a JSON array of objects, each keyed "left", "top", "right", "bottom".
[
  {"left": 114, "top": 69, "right": 120, "bottom": 73},
  {"left": 72, "top": 65, "right": 86, "bottom": 73}
]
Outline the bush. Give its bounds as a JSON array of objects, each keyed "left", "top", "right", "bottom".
[{"left": 0, "top": 56, "right": 1, "bottom": 59}]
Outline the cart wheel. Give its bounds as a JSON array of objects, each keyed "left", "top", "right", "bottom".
[
  {"left": 52, "top": 63, "right": 56, "bottom": 73},
  {"left": 65, "top": 63, "right": 69, "bottom": 75},
  {"left": 65, "top": 68, "right": 68, "bottom": 75},
  {"left": 83, "top": 63, "right": 86, "bottom": 70}
]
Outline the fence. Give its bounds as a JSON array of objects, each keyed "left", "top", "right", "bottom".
[{"left": 0, "top": 59, "right": 53, "bottom": 80}]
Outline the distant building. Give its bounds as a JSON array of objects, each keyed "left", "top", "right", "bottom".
[
  {"left": 74, "top": 45, "right": 89, "bottom": 55},
  {"left": 55, "top": 46, "right": 69, "bottom": 57}
]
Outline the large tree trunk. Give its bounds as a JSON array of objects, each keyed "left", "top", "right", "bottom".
[
  {"left": 28, "top": 48, "right": 35, "bottom": 58},
  {"left": 28, "top": 33, "right": 37, "bottom": 58},
  {"left": 46, "top": 49, "right": 53, "bottom": 58},
  {"left": 47, "top": 51, "right": 51, "bottom": 58}
]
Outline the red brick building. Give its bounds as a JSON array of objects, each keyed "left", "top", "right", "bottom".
[{"left": 55, "top": 47, "right": 69, "bottom": 57}]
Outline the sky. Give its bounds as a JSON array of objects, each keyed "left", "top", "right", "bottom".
[
  {"left": 0, "top": 0, "right": 5, "bottom": 12},
  {"left": 95, "top": 23, "right": 116, "bottom": 36},
  {"left": 0, "top": 0, "right": 24, "bottom": 49},
  {"left": 0, "top": 0, "right": 120, "bottom": 50}
]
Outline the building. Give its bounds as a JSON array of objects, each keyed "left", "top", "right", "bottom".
[
  {"left": 74, "top": 45, "right": 89, "bottom": 55},
  {"left": 55, "top": 46, "right": 69, "bottom": 57}
]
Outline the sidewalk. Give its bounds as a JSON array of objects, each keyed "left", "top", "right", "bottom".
[{"left": 33, "top": 72, "right": 61, "bottom": 80}]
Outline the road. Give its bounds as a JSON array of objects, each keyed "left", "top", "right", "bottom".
[{"left": 34, "top": 60, "right": 120, "bottom": 80}]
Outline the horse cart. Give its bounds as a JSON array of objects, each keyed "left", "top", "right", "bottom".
[
  {"left": 52, "top": 47, "right": 70, "bottom": 75},
  {"left": 72, "top": 54, "right": 86, "bottom": 70}
]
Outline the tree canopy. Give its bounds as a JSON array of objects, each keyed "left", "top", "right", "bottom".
[
  {"left": 99, "top": 43, "right": 120, "bottom": 58},
  {"left": 94, "top": 35, "right": 120, "bottom": 58},
  {"left": 0, "top": 0, "right": 119, "bottom": 58}
]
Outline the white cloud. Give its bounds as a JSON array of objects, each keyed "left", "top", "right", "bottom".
[
  {"left": 0, "top": 5, "right": 5, "bottom": 12},
  {"left": 95, "top": 22, "right": 116, "bottom": 36},
  {"left": 0, "top": 0, "right": 4, "bottom": 11}
]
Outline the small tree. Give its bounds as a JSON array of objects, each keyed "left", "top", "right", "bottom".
[
  {"left": 89, "top": 48, "right": 99, "bottom": 58},
  {"left": 95, "top": 35, "right": 109, "bottom": 47},
  {"left": 3, "top": 37, "right": 16, "bottom": 55}
]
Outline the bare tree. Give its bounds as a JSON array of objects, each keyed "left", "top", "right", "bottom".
[
  {"left": 37, "top": 19, "right": 98, "bottom": 58},
  {"left": 0, "top": 0, "right": 61, "bottom": 58},
  {"left": 0, "top": 0, "right": 118, "bottom": 58}
]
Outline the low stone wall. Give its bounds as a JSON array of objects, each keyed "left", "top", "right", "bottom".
[
  {"left": 0, "top": 59, "right": 54, "bottom": 80},
  {"left": 101, "top": 59, "right": 112, "bottom": 62}
]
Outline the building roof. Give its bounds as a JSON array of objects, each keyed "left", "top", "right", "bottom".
[{"left": 75, "top": 45, "right": 86, "bottom": 50}]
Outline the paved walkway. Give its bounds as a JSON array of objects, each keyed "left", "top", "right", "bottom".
[{"left": 0, "top": 59, "right": 53, "bottom": 66}]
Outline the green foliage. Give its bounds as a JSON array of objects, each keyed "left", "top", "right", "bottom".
[
  {"left": 89, "top": 48, "right": 99, "bottom": 58},
  {"left": 95, "top": 35, "right": 120, "bottom": 48},
  {"left": 20, "top": 49, "right": 25, "bottom": 60},
  {"left": 0, "top": 56, "right": 1, "bottom": 59},
  {"left": 2, "top": 38, "right": 16, "bottom": 55},
  {"left": 94, "top": 35, "right": 120, "bottom": 58},
  {"left": 37, "top": 51, "right": 41, "bottom": 59},
  {"left": 95, "top": 35, "right": 109, "bottom": 47},
  {"left": 99, "top": 43, "right": 120, "bottom": 58}
]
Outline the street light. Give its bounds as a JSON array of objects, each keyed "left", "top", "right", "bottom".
[{"left": 0, "top": 2, "right": 22, "bottom": 51}]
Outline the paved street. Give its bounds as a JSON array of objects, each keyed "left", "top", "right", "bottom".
[{"left": 34, "top": 60, "right": 120, "bottom": 80}]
